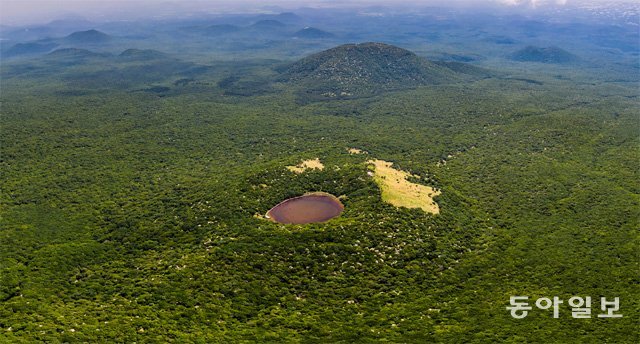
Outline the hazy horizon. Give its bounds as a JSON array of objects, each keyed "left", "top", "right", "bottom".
[{"left": 1, "top": 0, "right": 636, "bottom": 26}]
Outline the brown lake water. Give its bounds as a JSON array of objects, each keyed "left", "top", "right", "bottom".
[{"left": 266, "top": 193, "right": 344, "bottom": 224}]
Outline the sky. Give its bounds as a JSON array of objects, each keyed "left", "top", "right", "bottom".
[{"left": 0, "top": 0, "right": 631, "bottom": 26}]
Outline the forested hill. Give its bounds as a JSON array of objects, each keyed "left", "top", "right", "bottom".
[{"left": 280, "top": 42, "right": 492, "bottom": 99}]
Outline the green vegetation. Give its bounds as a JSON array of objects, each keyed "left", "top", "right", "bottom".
[{"left": 0, "top": 10, "right": 638, "bottom": 342}]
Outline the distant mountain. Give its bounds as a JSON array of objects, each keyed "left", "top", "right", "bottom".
[
  {"left": 47, "top": 48, "right": 110, "bottom": 59},
  {"left": 510, "top": 46, "right": 579, "bottom": 64},
  {"left": 3, "top": 42, "right": 59, "bottom": 57},
  {"left": 118, "top": 49, "right": 167, "bottom": 60},
  {"left": 293, "top": 27, "right": 335, "bottom": 39},
  {"left": 65, "top": 29, "right": 111, "bottom": 44},
  {"left": 250, "top": 20, "right": 286, "bottom": 29},
  {"left": 255, "top": 12, "right": 303, "bottom": 24},
  {"left": 280, "top": 42, "right": 482, "bottom": 100}
]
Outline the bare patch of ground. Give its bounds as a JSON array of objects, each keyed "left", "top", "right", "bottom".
[
  {"left": 367, "top": 159, "right": 440, "bottom": 214},
  {"left": 287, "top": 158, "right": 325, "bottom": 173},
  {"left": 348, "top": 148, "right": 367, "bottom": 155}
]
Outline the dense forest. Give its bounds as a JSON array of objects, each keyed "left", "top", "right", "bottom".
[{"left": 1, "top": 2, "right": 638, "bottom": 343}]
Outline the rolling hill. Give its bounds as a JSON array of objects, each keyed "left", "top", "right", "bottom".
[
  {"left": 509, "top": 45, "right": 579, "bottom": 64},
  {"left": 3, "top": 41, "right": 59, "bottom": 58},
  {"left": 64, "top": 29, "right": 112, "bottom": 44},
  {"left": 280, "top": 42, "right": 488, "bottom": 100}
]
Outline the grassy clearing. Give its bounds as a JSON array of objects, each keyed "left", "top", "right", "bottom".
[
  {"left": 348, "top": 147, "right": 367, "bottom": 154},
  {"left": 368, "top": 159, "right": 440, "bottom": 214},
  {"left": 286, "top": 158, "right": 325, "bottom": 173}
]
